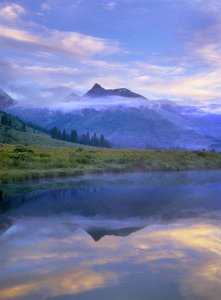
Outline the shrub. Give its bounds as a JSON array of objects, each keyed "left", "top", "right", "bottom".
[
  {"left": 14, "top": 147, "right": 34, "bottom": 154},
  {"left": 195, "top": 151, "right": 207, "bottom": 158}
]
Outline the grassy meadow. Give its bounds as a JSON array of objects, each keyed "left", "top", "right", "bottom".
[
  {"left": 0, "top": 127, "right": 89, "bottom": 148},
  {"left": 1, "top": 143, "right": 221, "bottom": 184}
]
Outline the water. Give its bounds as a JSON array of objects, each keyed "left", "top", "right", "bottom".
[{"left": 1, "top": 171, "right": 221, "bottom": 300}]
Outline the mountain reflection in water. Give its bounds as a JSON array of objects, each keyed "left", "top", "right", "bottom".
[{"left": 0, "top": 171, "right": 221, "bottom": 300}]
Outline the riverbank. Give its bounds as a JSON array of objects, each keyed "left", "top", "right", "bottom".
[{"left": 1, "top": 143, "right": 221, "bottom": 184}]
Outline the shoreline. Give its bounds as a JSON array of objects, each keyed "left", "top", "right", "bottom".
[
  {"left": 2, "top": 164, "right": 221, "bottom": 185},
  {"left": 1, "top": 143, "right": 221, "bottom": 185}
]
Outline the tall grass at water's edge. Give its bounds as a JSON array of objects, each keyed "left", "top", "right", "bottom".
[{"left": 1, "top": 143, "right": 221, "bottom": 185}]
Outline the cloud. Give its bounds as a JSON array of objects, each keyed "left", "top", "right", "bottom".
[
  {"left": 0, "top": 25, "right": 121, "bottom": 58},
  {"left": 4, "top": 51, "right": 221, "bottom": 105},
  {"left": 188, "top": 0, "right": 221, "bottom": 12},
  {"left": 135, "top": 62, "right": 186, "bottom": 76},
  {"left": 22, "top": 65, "right": 81, "bottom": 74},
  {"left": 194, "top": 44, "right": 221, "bottom": 67},
  {"left": 130, "top": 70, "right": 221, "bottom": 101},
  {"left": 106, "top": 1, "right": 117, "bottom": 10},
  {"left": 38, "top": 0, "right": 83, "bottom": 14},
  {"left": 71, "top": 0, "right": 83, "bottom": 9},
  {"left": 180, "top": 0, "right": 221, "bottom": 66},
  {"left": 41, "top": 1, "right": 51, "bottom": 12},
  {"left": 0, "top": 2, "right": 26, "bottom": 21},
  {"left": 97, "top": 1, "right": 117, "bottom": 10},
  {"left": 0, "top": 57, "right": 20, "bottom": 85},
  {"left": 1, "top": 0, "right": 221, "bottom": 105}
]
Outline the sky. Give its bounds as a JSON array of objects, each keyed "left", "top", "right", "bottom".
[{"left": 0, "top": 0, "right": 221, "bottom": 106}]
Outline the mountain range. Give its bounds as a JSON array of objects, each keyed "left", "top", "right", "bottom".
[{"left": 1, "top": 84, "right": 221, "bottom": 150}]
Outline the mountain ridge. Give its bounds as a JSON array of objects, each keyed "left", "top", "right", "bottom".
[{"left": 83, "top": 83, "right": 147, "bottom": 99}]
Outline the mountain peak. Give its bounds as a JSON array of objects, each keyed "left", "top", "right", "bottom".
[
  {"left": 83, "top": 84, "right": 147, "bottom": 99},
  {"left": 92, "top": 83, "right": 103, "bottom": 89}
]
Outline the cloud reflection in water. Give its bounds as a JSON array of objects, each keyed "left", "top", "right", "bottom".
[{"left": 0, "top": 217, "right": 221, "bottom": 300}]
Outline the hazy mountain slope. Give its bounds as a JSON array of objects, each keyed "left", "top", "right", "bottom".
[
  {"left": 7, "top": 106, "right": 217, "bottom": 149},
  {"left": 4, "top": 84, "right": 221, "bottom": 150},
  {"left": 64, "top": 92, "right": 80, "bottom": 102},
  {"left": 194, "top": 114, "right": 221, "bottom": 139},
  {"left": 0, "top": 89, "right": 15, "bottom": 109},
  {"left": 155, "top": 101, "right": 221, "bottom": 140},
  {"left": 0, "top": 110, "right": 86, "bottom": 148}
]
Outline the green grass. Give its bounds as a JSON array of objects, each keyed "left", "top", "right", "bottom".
[
  {"left": 1, "top": 143, "right": 221, "bottom": 184},
  {"left": 0, "top": 127, "right": 90, "bottom": 148}
]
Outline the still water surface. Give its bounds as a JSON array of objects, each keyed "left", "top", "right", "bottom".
[{"left": 1, "top": 171, "right": 221, "bottom": 300}]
